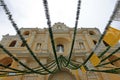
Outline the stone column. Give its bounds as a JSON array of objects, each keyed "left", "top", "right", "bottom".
[
  {"left": 27, "top": 31, "right": 36, "bottom": 47},
  {"left": 76, "top": 58, "right": 87, "bottom": 80},
  {"left": 84, "top": 34, "right": 94, "bottom": 51}
]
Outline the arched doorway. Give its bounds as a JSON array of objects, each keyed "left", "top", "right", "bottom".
[
  {"left": 56, "top": 44, "right": 64, "bottom": 53},
  {"left": 0, "top": 57, "right": 13, "bottom": 69},
  {"left": 48, "top": 69, "right": 76, "bottom": 80},
  {"left": 54, "top": 37, "right": 70, "bottom": 56}
]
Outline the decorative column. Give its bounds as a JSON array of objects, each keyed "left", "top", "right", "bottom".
[{"left": 27, "top": 31, "right": 36, "bottom": 47}]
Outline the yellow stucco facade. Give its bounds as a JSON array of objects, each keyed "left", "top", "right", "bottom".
[{"left": 0, "top": 22, "right": 120, "bottom": 80}]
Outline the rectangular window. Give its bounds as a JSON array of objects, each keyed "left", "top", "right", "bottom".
[
  {"left": 21, "top": 43, "right": 26, "bottom": 47},
  {"left": 79, "top": 42, "right": 85, "bottom": 49},
  {"left": 8, "top": 72, "right": 16, "bottom": 76},
  {"left": 9, "top": 40, "right": 17, "bottom": 47},
  {"left": 21, "top": 40, "right": 27, "bottom": 47},
  {"left": 56, "top": 44, "right": 64, "bottom": 53},
  {"left": 36, "top": 43, "right": 41, "bottom": 50},
  {"left": 93, "top": 40, "right": 97, "bottom": 45}
]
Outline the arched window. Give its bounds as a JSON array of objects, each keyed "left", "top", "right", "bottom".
[
  {"left": 57, "top": 44, "right": 64, "bottom": 53},
  {"left": 36, "top": 43, "right": 41, "bottom": 50},
  {"left": 93, "top": 40, "right": 97, "bottom": 45},
  {"left": 0, "top": 57, "right": 13, "bottom": 68},
  {"left": 21, "top": 42, "right": 26, "bottom": 47},
  {"left": 23, "top": 31, "right": 30, "bottom": 35},
  {"left": 79, "top": 42, "right": 85, "bottom": 49},
  {"left": 21, "top": 40, "right": 27, "bottom": 47},
  {"left": 9, "top": 40, "right": 17, "bottom": 47},
  {"left": 103, "top": 40, "right": 109, "bottom": 47},
  {"left": 89, "top": 31, "right": 95, "bottom": 35}
]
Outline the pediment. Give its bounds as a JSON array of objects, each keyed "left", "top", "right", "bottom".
[{"left": 52, "top": 22, "right": 69, "bottom": 31}]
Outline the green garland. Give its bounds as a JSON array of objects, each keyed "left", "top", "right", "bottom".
[
  {"left": 42, "top": 0, "right": 60, "bottom": 70},
  {"left": 66, "top": 0, "right": 81, "bottom": 66},
  {"left": 0, "top": 0, "right": 55, "bottom": 74}
]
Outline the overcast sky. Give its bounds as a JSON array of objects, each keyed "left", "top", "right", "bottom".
[{"left": 0, "top": 0, "right": 120, "bottom": 40}]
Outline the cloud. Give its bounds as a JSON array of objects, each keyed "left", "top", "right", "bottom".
[{"left": 0, "top": 0, "right": 118, "bottom": 40}]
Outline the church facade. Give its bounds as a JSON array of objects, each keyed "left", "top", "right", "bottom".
[{"left": 0, "top": 22, "right": 120, "bottom": 80}]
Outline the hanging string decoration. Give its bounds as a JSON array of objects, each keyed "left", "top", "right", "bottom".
[{"left": 0, "top": 0, "right": 120, "bottom": 77}]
